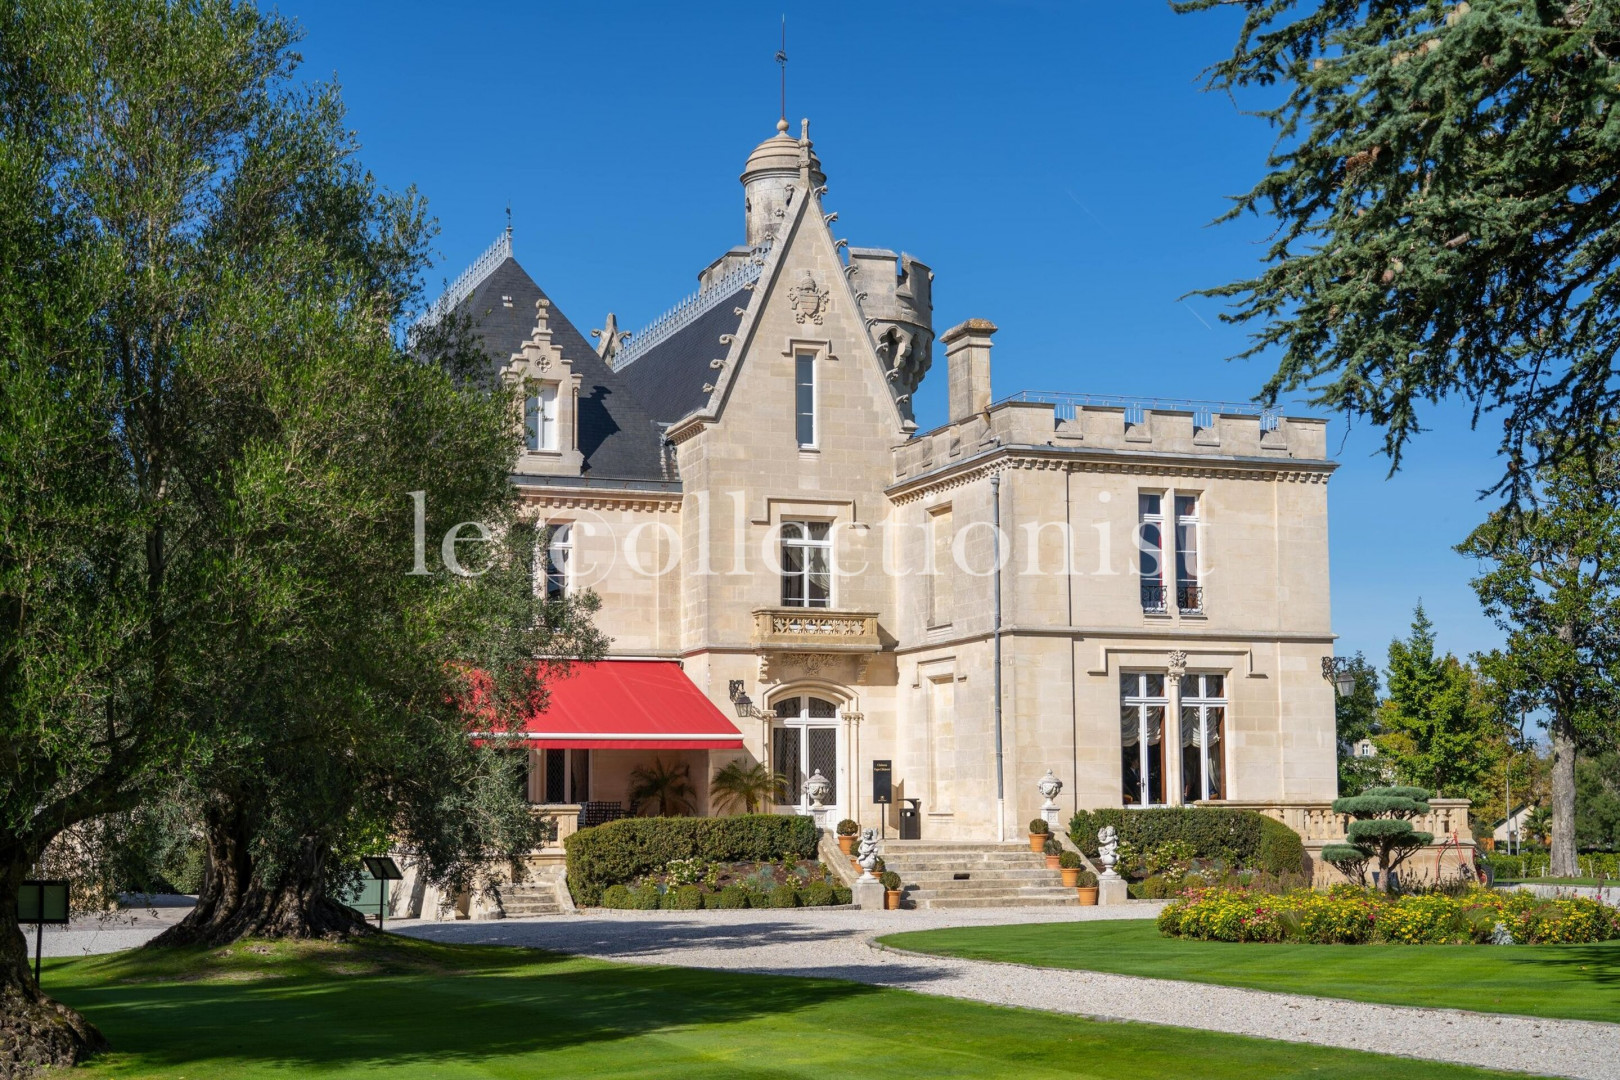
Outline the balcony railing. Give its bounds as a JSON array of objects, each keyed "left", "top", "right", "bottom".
[
  {"left": 1142, "top": 583, "right": 1205, "bottom": 614},
  {"left": 1140, "top": 582, "right": 1167, "bottom": 613},
  {"left": 1177, "top": 584, "right": 1204, "bottom": 614},
  {"left": 752, "top": 608, "right": 881, "bottom": 651}
]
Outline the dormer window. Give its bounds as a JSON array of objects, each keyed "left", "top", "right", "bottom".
[{"left": 525, "top": 385, "right": 559, "bottom": 451}]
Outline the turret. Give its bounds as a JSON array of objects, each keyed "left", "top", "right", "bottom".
[
  {"left": 850, "top": 247, "right": 934, "bottom": 429},
  {"left": 740, "top": 117, "right": 825, "bottom": 249}
]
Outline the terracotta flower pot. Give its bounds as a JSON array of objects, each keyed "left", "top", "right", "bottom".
[
  {"left": 885, "top": 889, "right": 901, "bottom": 910},
  {"left": 1076, "top": 886, "right": 1099, "bottom": 906},
  {"left": 1061, "top": 867, "right": 1080, "bottom": 887},
  {"left": 838, "top": 834, "right": 855, "bottom": 855},
  {"left": 1028, "top": 833, "right": 1045, "bottom": 853},
  {"left": 1045, "top": 854, "right": 1061, "bottom": 870}
]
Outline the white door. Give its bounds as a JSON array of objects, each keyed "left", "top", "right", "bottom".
[{"left": 771, "top": 695, "right": 842, "bottom": 821}]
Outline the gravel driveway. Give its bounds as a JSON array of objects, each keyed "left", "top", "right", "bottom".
[{"left": 397, "top": 905, "right": 1616, "bottom": 1080}]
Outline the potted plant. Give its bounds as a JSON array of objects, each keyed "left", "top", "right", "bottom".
[
  {"left": 1043, "top": 835, "right": 1063, "bottom": 870},
  {"left": 836, "top": 818, "right": 859, "bottom": 855},
  {"left": 880, "top": 870, "right": 903, "bottom": 910},
  {"left": 1074, "top": 868, "right": 1098, "bottom": 905},
  {"left": 1027, "top": 817, "right": 1049, "bottom": 853},
  {"left": 1059, "top": 849, "right": 1083, "bottom": 887}
]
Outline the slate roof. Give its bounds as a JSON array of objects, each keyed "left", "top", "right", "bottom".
[
  {"left": 457, "top": 258, "right": 672, "bottom": 483},
  {"left": 615, "top": 285, "right": 752, "bottom": 426}
]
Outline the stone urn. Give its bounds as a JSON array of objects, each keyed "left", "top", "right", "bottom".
[{"left": 803, "top": 768, "right": 831, "bottom": 809}]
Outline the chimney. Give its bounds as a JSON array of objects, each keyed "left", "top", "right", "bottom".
[{"left": 940, "top": 319, "right": 997, "bottom": 421}]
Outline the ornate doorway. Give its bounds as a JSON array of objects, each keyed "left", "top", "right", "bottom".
[{"left": 771, "top": 694, "right": 841, "bottom": 821}]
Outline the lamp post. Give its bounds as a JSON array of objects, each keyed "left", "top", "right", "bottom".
[{"left": 1321, "top": 655, "right": 1358, "bottom": 699}]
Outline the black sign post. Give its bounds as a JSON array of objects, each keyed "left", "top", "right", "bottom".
[
  {"left": 872, "top": 760, "right": 892, "bottom": 839},
  {"left": 17, "top": 880, "right": 69, "bottom": 984},
  {"left": 361, "top": 857, "right": 404, "bottom": 931}
]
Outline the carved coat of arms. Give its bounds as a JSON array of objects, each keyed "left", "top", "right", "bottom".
[{"left": 788, "top": 271, "right": 829, "bottom": 325}]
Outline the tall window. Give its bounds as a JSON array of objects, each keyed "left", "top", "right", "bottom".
[
  {"left": 1120, "top": 672, "right": 1166, "bottom": 805},
  {"left": 1175, "top": 494, "right": 1202, "bottom": 613},
  {"left": 538, "top": 523, "right": 572, "bottom": 599},
  {"left": 772, "top": 695, "right": 838, "bottom": 809},
  {"left": 781, "top": 521, "right": 831, "bottom": 608},
  {"left": 1180, "top": 673, "right": 1226, "bottom": 802},
  {"left": 534, "top": 748, "right": 590, "bottom": 803},
  {"left": 1138, "top": 493, "right": 1165, "bottom": 612},
  {"left": 525, "top": 384, "right": 559, "bottom": 451},
  {"left": 795, "top": 352, "right": 816, "bottom": 447},
  {"left": 927, "top": 506, "right": 953, "bottom": 627}
]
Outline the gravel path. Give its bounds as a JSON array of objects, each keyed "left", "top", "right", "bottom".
[{"left": 397, "top": 905, "right": 1617, "bottom": 1080}]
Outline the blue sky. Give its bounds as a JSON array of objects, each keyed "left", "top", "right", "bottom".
[{"left": 288, "top": 1, "right": 1505, "bottom": 670}]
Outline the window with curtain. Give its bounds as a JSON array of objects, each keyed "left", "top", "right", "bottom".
[
  {"left": 1180, "top": 673, "right": 1226, "bottom": 802},
  {"left": 772, "top": 695, "right": 839, "bottom": 809},
  {"left": 1139, "top": 493, "right": 1165, "bottom": 612},
  {"left": 1175, "top": 494, "right": 1202, "bottom": 613},
  {"left": 795, "top": 352, "right": 816, "bottom": 446},
  {"left": 1120, "top": 671, "right": 1166, "bottom": 805},
  {"left": 540, "top": 523, "right": 572, "bottom": 599},
  {"left": 525, "top": 383, "right": 559, "bottom": 451},
  {"left": 780, "top": 521, "right": 832, "bottom": 608}
]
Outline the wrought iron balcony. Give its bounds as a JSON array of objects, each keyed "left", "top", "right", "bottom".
[
  {"left": 1177, "top": 584, "right": 1205, "bottom": 614},
  {"left": 1140, "top": 582, "right": 1167, "bottom": 613},
  {"left": 752, "top": 608, "right": 881, "bottom": 651}
]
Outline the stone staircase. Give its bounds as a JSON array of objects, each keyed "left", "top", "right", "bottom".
[
  {"left": 879, "top": 841, "right": 1079, "bottom": 910},
  {"left": 495, "top": 882, "right": 564, "bottom": 918}
]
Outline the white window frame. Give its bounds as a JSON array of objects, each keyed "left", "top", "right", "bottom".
[
  {"left": 1138, "top": 492, "right": 1165, "bottom": 613},
  {"left": 770, "top": 693, "right": 841, "bottom": 814},
  {"left": 539, "top": 522, "right": 572, "bottom": 599},
  {"left": 1178, "top": 672, "right": 1227, "bottom": 802},
  {"left": 1175, "top": 493, "right": 1202, "bottom": 613},
  {"left": 780, "top": 520, "right": 833, "bottom": 609},
  {"left": 1120, "top": 671, "right": 1167, "bottom": 806},
  {"left": 526, "top": 383, "right": 559, "bottom": 452},
  {"left": 794, "top": 351, "right": 817, "bottom": 449}
]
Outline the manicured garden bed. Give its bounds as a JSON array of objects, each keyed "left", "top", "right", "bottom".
[
  {"left": 45, "top": 935, "right": 1519, "bottom": 1079},
  {"left": 597, "top": 857, "right": 852, "bottom": 909},
  {"left": 880, "top": 919, "right": 1620, "bottom": 1022}
]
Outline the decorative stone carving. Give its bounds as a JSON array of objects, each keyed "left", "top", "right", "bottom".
[
  {"left": 771, "top": 613, "right": 867, "bottom": 636},
  {"left": 1098, "top": 825, "right": 1120, "bottom": 879},
  {"left": 856, "top": 828, "right": 879, "bottom": 880},
  {"left": 804, "top": 769, "right": 832, "bottom": 808},
  {"left": 1037, "top": 770, "right": 1064, "bottom": 830},
  {"left": 1168, "top": 649, "right": 1188, "bottom": 677},
  {"left": 590, "top": 312, "right": 631, "bottom": 364},
  {"left": 788, "top": 271, "right": 829, "bottom": 325},
  {"left": 783, "top": 652, "right": 833, "bottom": 675}
]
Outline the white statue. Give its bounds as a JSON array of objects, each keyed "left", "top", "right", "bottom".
[
  {"left": 803, "top": 768, "right": 831, "bottom": 809},
  {"left": 856, "top": 828, "right": 879, "bottom": 880},
  {"left": 1037, "top": 770, "right": 1063, "bottom": 804},
  {"left": 1098, "top": 825, "right": 1120, "bottom": 879}
]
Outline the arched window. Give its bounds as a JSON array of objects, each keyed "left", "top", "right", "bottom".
[{"left": 771, "top": 695, "right": 838, "bottom": 809}]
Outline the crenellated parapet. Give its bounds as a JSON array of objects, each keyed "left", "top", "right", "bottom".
[{"left": 849, "top": 247, "right": 934, "bottom": 429}]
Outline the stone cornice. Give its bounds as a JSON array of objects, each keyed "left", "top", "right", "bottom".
[
  {"left": 886, "top": 444, "right": 1337, "bottom": 504},
  {"left": 515, "top": 483, "right": 681, "bottom": 513}
]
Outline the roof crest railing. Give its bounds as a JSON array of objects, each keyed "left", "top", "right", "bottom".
[
  {"left": 996, "top": 390, "right": 1282, "bottom": 432},
  {"left": 612, "top": 259, "right": 764, "bottom": 371},
  {"left": 411, "top": 229, "right": 513, "bottom": 332}
]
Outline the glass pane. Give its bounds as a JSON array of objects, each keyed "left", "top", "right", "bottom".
[
  {"left": 1176, "top": 494, "right": 1197, "bottom": 519},
  {"left": 1144, "top": 705, "right": 1164, "bottom": 745},
  {"left": 808, "top": 697, "right": 837, "bottom": 719},
  {"left": 1120, "top": 672, "right": 1136, "bottom": 699},
  {"left": 570, "top": 749, "right": 590, "bottom": 803},
  {"left": 1143, "top": 673, "right": 1165, "bottom": 698},
  {"left": 807, "top": 727, "right": 837, "bottom": 803},
  {"left": 773, "top": 727, "right": 802, "bottom": 803},
  {"left": 1120, "top": 704, "right": 1139, "bottom": 747},
  {"left": 1206, "top": 674, "right": 1225, "bottom": 698},
  {"left": 1121, "top": 741, "right": 1141, "bottom": 805},
  {"left": 1182, "top": 739, "right": 1201, "bottom": 803},
  {"left": 1147, "top": 736, "right": 1164, "bottom": 805},
  {"left": 807, "top": 547, "right": 830, "bottom": 606},
  {"left": 544, "top": 748, "right": 566, "bottom": 803},
  {"left": 1176, "top": 521, "right": 1198, "bottom": 584},
  {"left": 1207, "top": 707, "right": 1225, "bottom": 800},
  {"left": 1140, "top": 522, "right": 1162, "bottom": 578},
  {"left": 1138, "top": 493, "right": 1161, "bottom": 517},
  {"left": 1181, "top": 705, "right": 1200, "bottom": 747},
  {"left": 775, "top": 697, "right": 801, "bottom": 720},
  {"left": 782, "top": 521, "right": 805, "bottom": 541},
  {"left": 808, "top": 522, "right": 830, "bottom": 541},
  {"left": 796, "top": 355, "right": 815, "bottom": 445},
  {"left": 524, "top": 396, "right": 539, "bottom": 451}
]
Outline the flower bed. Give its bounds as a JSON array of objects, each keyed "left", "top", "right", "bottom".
[{"left": 1158, "top": 885, "right": 1620, "bottom": 945}]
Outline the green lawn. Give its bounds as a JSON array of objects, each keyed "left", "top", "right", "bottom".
[
  {"left": 881, "top": 920, "right": 1620, "bottom": 1023},
  {"left": 41, "top": 935, "right": 1522, "bottom": 1079}
]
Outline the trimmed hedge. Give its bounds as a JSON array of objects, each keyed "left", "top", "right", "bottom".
[
  {"left": 1257, "top": 816, "right": 1308, "bottom": 876},
  {"left": 767, "top": 883, "right": 799, "bottom": 908},
  {"left": 566, "top": 814, "right": 818, "bottom": 906},
  {"left": 1069, "top": 807, "right": 1268, "bottom": 865},
  {"left": 1481, "top": 851, "right": 1619, "bottom": 880}
]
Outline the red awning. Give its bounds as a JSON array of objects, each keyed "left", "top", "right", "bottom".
[{"left": 518, "top": 660, "right": 745, "bottom": 750}]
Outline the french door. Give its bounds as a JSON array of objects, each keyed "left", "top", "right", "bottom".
[{"left": 771, "top": 695, "right": 840, "bottom": 819}]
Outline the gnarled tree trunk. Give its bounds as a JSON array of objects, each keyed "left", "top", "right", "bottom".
[
  {"left": 0, "top": 853, "right": 106, "bottom": 1078},
  {"left": 149, "top": 807, "right": 367, "bottom": 948}
]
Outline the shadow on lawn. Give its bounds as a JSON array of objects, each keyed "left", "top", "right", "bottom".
[
  {"left": 1498, "top": 940, "right": 1620, "bottom": 988},
  {"left": 406, "top": 914, "right": 867, "bottom": 960},
  {"left": 58, "top": 950, "right": 891, "bottom": 1072}
]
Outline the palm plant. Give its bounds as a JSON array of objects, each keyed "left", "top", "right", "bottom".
[
  {"left": 709, "top": 759, "right": 786, "bottom": 814},
  {"left": 628, "top": 757, "right": 696, "bottom": 817}
]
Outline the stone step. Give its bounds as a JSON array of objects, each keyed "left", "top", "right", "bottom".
[
  {"left": 915, "top": 894, "right": 1079, "bottom": 910},
  {"left": 906, "top": 884, "right": 1078, "bottom": 900},
  {"left": 899, "top": 869, "right": 1059, "bottom": 884},
  {"left": 880, "top": 855, "right": 1051, "bottom": 869}
]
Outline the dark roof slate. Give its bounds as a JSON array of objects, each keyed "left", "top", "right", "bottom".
[
  {"left": 458, "top": 258, "right": 671, "bottom": 482},
  {"left": 616, "top": 287, "right": 751, "bottom": 426}
]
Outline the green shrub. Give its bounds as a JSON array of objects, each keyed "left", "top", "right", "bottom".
[
  {"left": 836, "top": 818, "right": 859, "bottom": 836},
  {"left": 802, "top": 881, "right": 836, "bottom": 906},
  {"left": 1257, "top": 816, "right": 1308, "bottom": 876},
  {"left": 1131, "top": 874, "right": 1180, "bottom": 900},
  {"left": 1069, "top": 807, "right": 1284, "bottom": 870},
  {"left": 880, "top": 871, "right": 901, "bottom": 892},
  {"left": 629, "top": 883, "right": 662, "bottom": 910},
  {"left": 1074, "top": 869, "right": 1097, "bottom": 888},
  {"left": 713, "top": 884, "right": 748, "bottom": 909},
  {"left": 832, "top": 885, "right": 852, "bottom": 905},
  {"left": 565, "top": 813, "right": 819, "bottom": 906},
  {"left": 600, "top": 884, "right": 633, "bottom": 909},
  {"left": 671, "top": 884, "right": 704, "bottom": 910},
  {"left": 767, "top": 883, "right": 799, "bottom": 908},
  {"left": 1043, "top": 836, "right": 1063, "bottom": 856},
  {"left": 1028, "top": 818, "right": 1050, "bottom": 835},
  {"left": 1059, "top": 849, "right": 1083, "bottom": 870}
]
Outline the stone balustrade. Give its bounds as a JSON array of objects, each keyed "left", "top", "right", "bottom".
[{"left": 751, "top": 608, "right": 881, "bottom": 651}]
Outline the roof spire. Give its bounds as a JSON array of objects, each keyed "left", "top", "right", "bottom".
[{"left": 775, "top": 16, "right": 788, "bottom": 130}]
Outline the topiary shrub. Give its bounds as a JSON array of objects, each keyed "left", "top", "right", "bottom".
[
  {"left": 566, "top": 813, "right": 818, "bottom": 906},
  {"left": 713, "top": 884, "right": 748, "bottom": 909},
  {"left": 629, "top": 883, "right": 662, "bottom": 910},
  {"left": 802, "top": 881, "right": 836, "bottom": 906},
  {"left": 671, "top": 884, "right": 704, "bottom": 910},
  {"left": 1059, "top": 849, "right": 1083, "bottom": 870},
  {"left": 1074, "top": 868, "right": 1097, "bottom": 888},
  {"left": 1323, "top": 786, "right": 1435, "bottom": 892},
  {"left": 832, "top": 885, "right": 852, "bottom": 905},
  {"left": 1257, "top": 815, "right": 1308, "bottom": 876},
  {"left": 600, "top": 884, "right": 633, "bottom": 909},
  {"left": 1028, "top": 818, "right": 1050, "bottom": 835},
  {"left": 767, "top": 883, "right": 799, "bottom": 908},
  {"left": 1043, "top": 836, "right": 1063, "bottom": 856},
  {"left": 836, "top": 818, "right": 859, "bottom": 836},
  {"left": 879, "top": 870, "right": 901, "bottom": 892}
]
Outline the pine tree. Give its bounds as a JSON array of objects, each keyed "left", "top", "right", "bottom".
[{"left": 1376, "top": 604, "right": 1498, "bottom": 799}]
